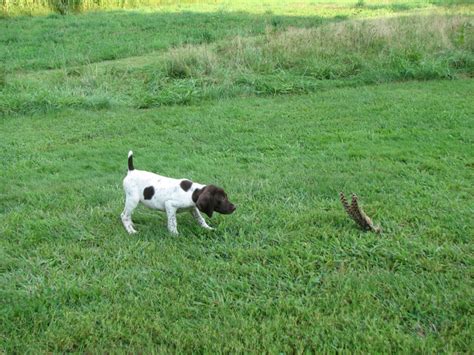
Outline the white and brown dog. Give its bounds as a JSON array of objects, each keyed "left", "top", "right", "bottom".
[{"left": 121, "top": 151, "right": 236, "bottom": 235}]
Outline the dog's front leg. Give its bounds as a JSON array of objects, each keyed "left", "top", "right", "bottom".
[
  {"left": 191, "top": 207, "right": 214, "bottom": 231},
  {"left": 165, "top": 201, "right": 179, "bottom": 236}
]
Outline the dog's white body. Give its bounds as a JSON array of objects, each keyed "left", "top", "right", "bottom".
[
  {"left": 121, "top": 151, "right": 235, "bottom": 235},
  {"left": 123, "top": 169, "right": 205, "bottom": 211}
]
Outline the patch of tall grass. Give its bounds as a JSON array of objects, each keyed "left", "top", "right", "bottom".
[
  {"left": 203, "top": 15, "right": 473, "bottom": 79},
  {"left": 1, "top": 14, "right": 472, "bottom": 115}
]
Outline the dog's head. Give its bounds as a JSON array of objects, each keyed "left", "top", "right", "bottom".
[{"left": 193, "top": 185, "right": 236, "bottom": 218}]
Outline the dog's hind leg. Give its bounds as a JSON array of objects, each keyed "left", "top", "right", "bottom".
[{"left": 121, "top": 193, "right": 139, "bottom": 234}]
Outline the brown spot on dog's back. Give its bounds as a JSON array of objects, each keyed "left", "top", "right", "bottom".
[
  {"left": 180, "top": 180, "right": 193, "bottom": 192},
  {"left": 143, "top": 186, "right": 155, "bottom": 200}
]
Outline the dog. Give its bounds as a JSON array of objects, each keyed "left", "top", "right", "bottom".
[{"left": 121, "top": 151, "right": 236, "bottom": 235}]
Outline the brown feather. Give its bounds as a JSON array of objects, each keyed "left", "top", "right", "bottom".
[{"left": 340, "top": 192, "right": 381, "bottom": 233}]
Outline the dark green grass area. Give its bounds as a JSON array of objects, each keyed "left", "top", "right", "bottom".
[{"left": 1, "top": 80, "right": 473, "bottom": 352}]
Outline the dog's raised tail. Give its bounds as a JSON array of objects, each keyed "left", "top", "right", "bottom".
[{"left": 128, "top": 150, "right": 134, "bottom": 171}]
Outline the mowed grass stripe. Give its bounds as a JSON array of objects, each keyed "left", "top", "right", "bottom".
[{"left": 1, "top": 79, "right": 473, "bottom": 352}]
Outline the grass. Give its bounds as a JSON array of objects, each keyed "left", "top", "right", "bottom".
[
  {"left": 1, "top": 0, "right": 473, "bottom": 352},
  {"left": 1, "top": 11, "right": 473, "bottom": 115},
  {"left": 1, "top": 79, "right": 473, "bottom": 352}
]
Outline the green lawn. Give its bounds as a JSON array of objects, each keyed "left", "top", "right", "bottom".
[
  {"left": 1, "top": 0, "right": 473, "bottom": 352},
  {"left": 1, "top": 79, "right": 473, "bottom": 352}
]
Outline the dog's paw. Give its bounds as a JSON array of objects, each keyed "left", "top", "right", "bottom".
[{"left": 127, "top": 226, "right": 138, "bottom": 234}]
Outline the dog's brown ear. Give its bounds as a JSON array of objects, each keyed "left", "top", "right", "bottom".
[{"left": 196, "top": 187, "right": 215, "bottom": 218}]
